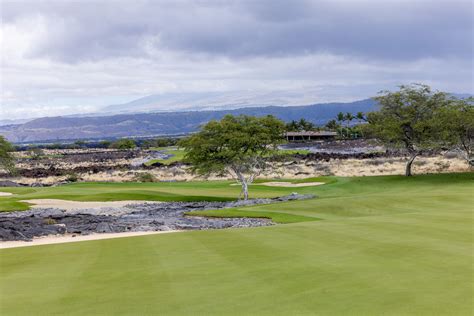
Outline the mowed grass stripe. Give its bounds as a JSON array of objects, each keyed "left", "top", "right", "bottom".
[{"left": 0, "top": 173, "right": 473, "bottom": 315}]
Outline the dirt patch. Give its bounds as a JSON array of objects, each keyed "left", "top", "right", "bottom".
[
  {"left": 22, "top": 199, "right": 156, "bottom": 210},
  {"left": 0, "top": 192, "right": 13, "bottom": 196},
  {"left": 0, "top": 231, "right": 180, "bottom": 249},
  {"left": 259, "top": 182, "right": 325, "bottom": 187}
]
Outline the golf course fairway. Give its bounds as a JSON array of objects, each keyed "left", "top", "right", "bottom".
[{"left": 1, "top": 173, "right": 473, "bottom": 315}]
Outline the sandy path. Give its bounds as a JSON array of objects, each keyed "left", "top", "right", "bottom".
[
  {"left": 259, "top": 182, "right": 325, "bottom": 187},
  {"left": 0, "top": 192, "right": 13, "bottom": 196},
  {"left": 22, "top": 199, "right": 157, "bottom": 210},
  {"left": 0, "top": 230, "right": 181, "bottom": 249}
]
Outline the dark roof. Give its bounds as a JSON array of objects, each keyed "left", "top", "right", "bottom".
[{"left": 285, "top": 131, "right": 337, "bottom": 137}]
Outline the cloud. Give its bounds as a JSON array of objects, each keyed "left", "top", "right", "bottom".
[
  {"left": 2, "top": 0, "right": 471, "bottom": 62},
  {"left": 0, "top": 0, "right": 472, "bottom": 119}
]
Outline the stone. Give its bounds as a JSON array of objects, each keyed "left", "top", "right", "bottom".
[
  {"left": 0, "top": 180, "right": 21, "bottom": 187},
  {"left": 0, "top": 193, "right": 308, "bottom": 241},
  {"left": 96, "top": 222, "right": 114, "bottom": 233}
]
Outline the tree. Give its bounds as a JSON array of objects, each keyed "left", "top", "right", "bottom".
[
  {"left": 356, "top": 112, "right": 366, "bottom": 123},
  {"left": 355, "top": 112, "right": 367, "bottom": 138},
  {"left": 0, "top": 136, "right": 15, "bottom": 174},
  {"left": 99, "top": 140, "right": 112, "bottom": 148},
  {"left": 337, "top": 112, "right": 345, "bottom": 123},
  {"left": 336, "top": 112, "right": 346, "bottom": 138},
  {"left": 298, "top": 118, "right": 315, "bottom": 131},
  {"left": 110, "top": 138, "right": 136, "bottom": 150},
  {"left": 286, "top": 119, "right": 315, "bottom": 132},
  {"left": 74, "top": 140, "right": 86, "bottom": 148},
  {"left": 344, "top": 112, "right": 354, "bottom": 126},
  {"left": 434, "top": 98, "right": 474, "bottom": 167},
  {"left": 286, "top": 120, "right": 299, "bottom": 132},
  {"left": 28, "top": 147, "right": 44, "bottom": 160},
  {"left": 344, "top": 113, "right": 354, "bottom": 138},
  {"left": 367, "top": 84, "right": 449, "bottom": 176},
  {"left": 325, "top": 119, "right": 340, "bottom": 131},
  {"left": 180, "top": 115, "right": 286, "bottom": 200}
]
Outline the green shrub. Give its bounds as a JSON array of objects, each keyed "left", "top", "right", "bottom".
[
  {"left": 65, "top": 172, "right": 79, "bottom": 182},
  {"left": 29, "top": 147, "right": 44, "bottom": 160},
  {"left": 134, "top": 172, "right": 156, "bottom": 183},
  {"left": 110, "top": 139, "right": 136, "bottom": 150}
]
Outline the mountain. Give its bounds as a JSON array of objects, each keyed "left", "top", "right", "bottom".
[
  {"left": 100, "top": 90, "right": 363, "bottom": 114},
  {"left": 0, "top": 118, "right": 34, "bottom": 126},
  {"left": 0, "top": 99, "right": 377, "bottom": 143}
]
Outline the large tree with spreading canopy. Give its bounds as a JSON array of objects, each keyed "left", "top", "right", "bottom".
[
  {"left": 433, "top": 97, "right": 474, "bottom": 167},
  {"left": 367, "top": 84, "right": 450, "bottom": 176},
  {"left": 180, "top": 114, "right": 286, "bottom": 200}
]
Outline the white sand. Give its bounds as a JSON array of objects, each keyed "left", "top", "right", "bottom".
[
  {"left": 0, "top": 192, "right": 13, "bottom": 196},
  {"left": 230, "top": 181, "right": 325, "bottom": 187},
  {"left": 0, "top": 230, "right": 181, "bottom": 249},
  {"left": 258, "top": 182, "right": 325, "bottom": 187},
  {"left": 22, "top": 199, "right": 157, "bottom": 210}
]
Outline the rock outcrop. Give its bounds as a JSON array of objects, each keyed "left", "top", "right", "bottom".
[{"left": 0, "top": 193, "right": 315, "bottom": 241}]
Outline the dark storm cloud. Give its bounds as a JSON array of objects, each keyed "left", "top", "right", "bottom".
[{"left": 2, "top": 0, "right": 472, "bottom": 63}]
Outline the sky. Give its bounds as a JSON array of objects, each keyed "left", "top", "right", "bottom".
[{"left": 1, "top": 0, "right": 473, "bottom": 120}]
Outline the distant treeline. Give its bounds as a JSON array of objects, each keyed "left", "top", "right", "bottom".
[{"left": 14, "top": 137, "right": 181, "bottom": 151}]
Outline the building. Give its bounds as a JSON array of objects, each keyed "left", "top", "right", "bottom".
[{"left": 284, "top": 131, "right": 337, "bottom": 142}]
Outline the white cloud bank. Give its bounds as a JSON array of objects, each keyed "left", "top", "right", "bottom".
[{"left": 0, "top": 0, "right": 472, "bottom": 119}]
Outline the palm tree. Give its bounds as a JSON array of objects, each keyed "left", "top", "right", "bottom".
[
  {"left": 298, "top": 118, "right": 314, "bottom": 131},
  {"left": 336, "top": 112, "right": 345, "bottom": 138},
  {"left": 286, "top": 120, "right": 299, "bottom": 132},
  {"left": 344, "top": 113, "right": 354, "bottom": 138},
  {"left": 325, "top": 119, "right": 339, "bottom": 131},
  {"left": 356, "top": 112, "right": 366, "bottom": 123},
  {"left": 355, "top": 112, "right": 366, "bottom": 138},
  {"left": 337, "top": 112, "right": 345, "bottom": 123}
]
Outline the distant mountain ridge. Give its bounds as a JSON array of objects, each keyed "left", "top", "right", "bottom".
[
  {"left": 0, "top": 99, "right": 377, "bottom": 143},
  {"left": 99, "top": 90, "right": 361, "bottom": 114}
]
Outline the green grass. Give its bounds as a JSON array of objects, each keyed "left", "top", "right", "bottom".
[
  {"left": 187, "top": 208, "right": 318, "bottom": 223},
  {"left": 1, "top": 173, "right": 473, "bottom": 315},
  {"left": 146, "top": 146, "right": 186, "bottom": 165},
  {"left": 143, "top": 147, "right": 309, "bottom": 166},
  {"left": 0, "top": 179, "right": 304, "bottom": 211}
]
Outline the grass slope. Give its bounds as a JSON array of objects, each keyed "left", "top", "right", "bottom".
[
  {"left": 144, "top": 147, "right": 309, "bottom": 166},
  {"left": 1, "top": 173, "right": 473, "bottom": 315},
  {"left": 0, "top": 177, "right": 326, "bottom": 212},
  {"left": 146, "top": 147, "right": 186, "bottom": 165}
]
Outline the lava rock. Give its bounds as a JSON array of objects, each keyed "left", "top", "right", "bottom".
[
  {"left": 0, "top": 193, "right": 311, "bottom": 241},
  {"left": 0, "top": 180, "right": 22, "bottom": 187}
]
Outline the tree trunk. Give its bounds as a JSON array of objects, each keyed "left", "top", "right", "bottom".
[
  {"left": 241, "top": 180, "right": 249, "bottom": 200},
  {"left": 405, "top": 153, "right": 418, "bottom": 176},
  {"left": 233, "top": 169, "right": 250, "bottom": 200}
]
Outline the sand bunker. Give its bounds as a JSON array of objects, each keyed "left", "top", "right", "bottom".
[
  {"left": 258, "top": 182, "right": 325, "bottom": 187},
  {"left": 22, "top": 199, "right": 156, "bottom": 210},
  {"left": 0, "top": 231, "right": 180, "bottom": 249},
  {"left": 0, "top": 192, "right": 13, "bottom": 197},
  {"left": 230, "top": 182, "right": 324, "bottom": 187}
]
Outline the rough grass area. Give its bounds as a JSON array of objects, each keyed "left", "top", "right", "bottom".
[{"left": 0, "top": 173, "right": 473, "bottom": 315}]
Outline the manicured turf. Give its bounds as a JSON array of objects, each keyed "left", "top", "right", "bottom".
[
  {"left": 146, "top": 146, "right": 186, "bottom": 165},
  {"left": 1, "top": 173, "right": 473, "bottom": 315},
  {"left": 0, "top": 177, "right": 327, "bottom": 212},
  {"left": 144, "top": 147, "right": 310, "bottom": 166}
]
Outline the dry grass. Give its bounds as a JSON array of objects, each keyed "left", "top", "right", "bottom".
[{"left": 5, "top": 155, "right": 470, "bottom": 185}]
